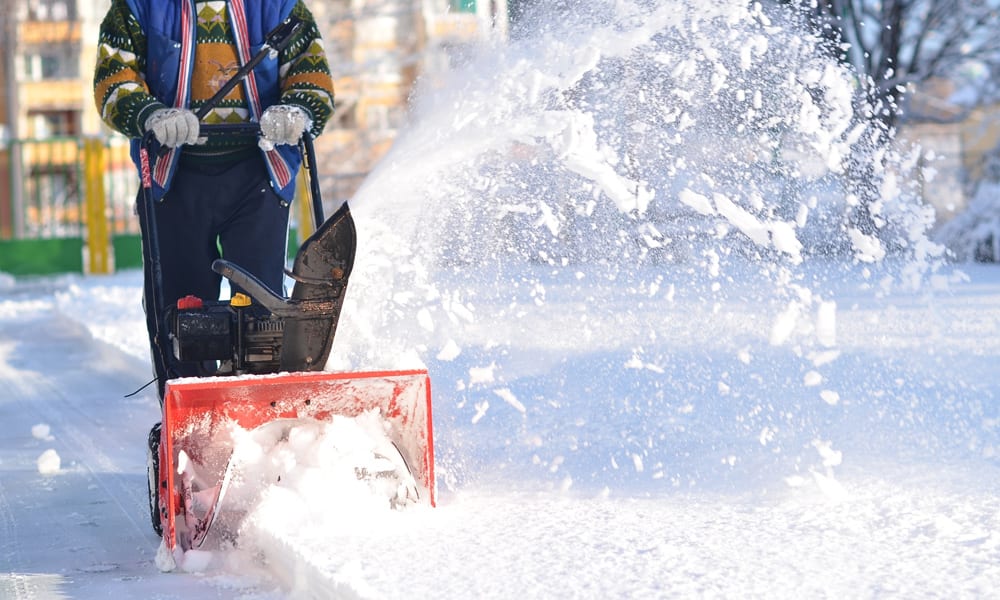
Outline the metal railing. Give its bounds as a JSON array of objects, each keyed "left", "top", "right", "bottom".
[
  {"left": 1, "top": 135, "right": 138, "bottom": 241},
  {"left": 0, "top": 135, "right": 139, "bottom": 275},
  {"left": 1, "top": 134, "right": 370, "bottom": 276}
]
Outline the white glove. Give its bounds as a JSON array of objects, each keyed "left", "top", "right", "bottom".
[
  {"left": 144, "top": 108, "right": 201, "bottom": 148},
  {"left": 259, "top": 105, "right": 311, "bottom": 151}
]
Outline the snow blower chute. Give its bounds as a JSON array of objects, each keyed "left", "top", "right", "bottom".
[{"left": 141, "top": 119, "right": 434, "bottom": 557}]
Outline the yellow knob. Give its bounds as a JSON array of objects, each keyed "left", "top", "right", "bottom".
[{"left": 230, "top": 293, "right": 252, "bottom": 307}]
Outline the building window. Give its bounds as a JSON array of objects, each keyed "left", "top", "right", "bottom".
[
  {"left": 451, "top": 0, "right": 476, "bottom": 13},
  {"left": 22, "top": 53, "right": 78, "bottom": 80},
  {"left": 334, "top": 103, "right": 358, "bottom": 130},
  {"left": 27, "top": 1, "right": 73, "bottom": 21},
  {"left": 27, "top": 110, "right": 78, "bottom": 137}
]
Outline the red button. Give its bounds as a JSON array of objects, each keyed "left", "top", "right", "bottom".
[{"left": 176, "top": 295, "right": 204, "bottom": 309}]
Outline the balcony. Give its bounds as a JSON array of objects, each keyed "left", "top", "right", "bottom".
[
  {"left": 427, "top": 13, "right": 479, "bottom": 41},
  {"left": 22, "top": 79, "right": 86, "bottom": 110},
  {"left": 19, "top": 20, "right": 81, "bottom": 45}
]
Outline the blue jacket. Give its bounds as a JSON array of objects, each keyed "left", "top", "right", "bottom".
[{"left": 126, "top": 0, "right": 302, "bottom": 201}]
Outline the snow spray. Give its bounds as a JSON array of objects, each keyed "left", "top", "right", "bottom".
[{"left": 334, "top": 0, "right": 941, "bottom": 492}]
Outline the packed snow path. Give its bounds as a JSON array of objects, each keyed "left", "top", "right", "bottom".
[
  {"left": 0, "top": 293, "right": 196, "bottom": 598},
  {"left": 1, "top": 267, "right": 998, "bottom": 598}
]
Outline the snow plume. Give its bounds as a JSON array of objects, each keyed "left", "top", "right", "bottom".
[{"left": 335, "top": 0, "right": 940, "bottom": 490}]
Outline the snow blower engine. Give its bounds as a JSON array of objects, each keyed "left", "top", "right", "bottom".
[
  {"left": 166, "top": 201, "right": 354, "bottom": 378},
  {"left": 169, "top": 294, "right": 284, "bottom": 375}
]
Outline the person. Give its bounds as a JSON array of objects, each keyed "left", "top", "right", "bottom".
[{"left": 93, "top": 0, "right": 336, "bottom": 401}]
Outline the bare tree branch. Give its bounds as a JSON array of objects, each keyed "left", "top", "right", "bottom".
[{"left": 786, "top": 0, "right": 1000, "bottom": 129}]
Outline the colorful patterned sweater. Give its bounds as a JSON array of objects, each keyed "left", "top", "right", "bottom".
[{"left": 93, "top": 0, "right": 335, "bottom": 160}]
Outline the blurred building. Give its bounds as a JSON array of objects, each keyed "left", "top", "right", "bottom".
[
  {"left": 901, "top": 78, "right": 1000, "bottom": 225},
  {"left": 309, "top": 0, "right": 512, "bottom": 200},
  {"left": 1, "top": 0, "right": 106, "bottom": 239}
]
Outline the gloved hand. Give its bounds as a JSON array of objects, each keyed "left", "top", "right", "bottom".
[
  {"left": 144, "top": 108, "right": 201, "bottom": 148},
  {"left": 259, "top": 105, "right": 311, "bottom": 151}
]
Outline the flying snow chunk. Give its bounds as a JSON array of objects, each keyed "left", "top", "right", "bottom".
[
  {"left": 812, "top": 439, "right": 843, "bottom": 467},
  {"left": 740, "top": 44, "right": 753, "bottom": 70},
  {"left": 770, "top": 301, "right": 802, "bottom": 346},
  {"left": 471, "top": 400, "right": 490, "bottom": 424},
  {"left": 417, "top": 307, "right": 435, "bottom": 332},
  {"left": 32, "top": 423, "right": 54, "bottom": 441},
  {"left": 493, "top": 387, "right": 526, "bottom": 414},
  {"left": 624, "top": 355, "right": 644, "bottom": 369},
  {"left": 809, "top": 349, "right": 841, "bottom": 367},
  {"left": 37, "top": 449, "right": 61, "bottom": 475},
  {"left": 468, "top": 363, "right": 496, "bottom": 385},
  {"left": 737, "top": 347, "right": 752, "bottom": 364},
  {"left": 816, "top": 301, "right": 837, "bottom": 347},
  {"left": 631, "top": 453, "right": 644, "bottom": 473},
  {"left": 713, "top": 193, "right": 770, "bottom": 247},
  {"left": 759, "top": 427, "right": 775, "bottom": 446},
  {"left": 769, "top": 221, "right": 803, "bottom": 263},
  {"left": 820, "top": 390, "right": 840, "bottom": 406},
  {"left": 176, "top": 449, "right": 191, "bottom": 475},
  {"left": 848, "top": 228, "right": 886, "bottom": 263},
  {"left": 436, "top": 339, "right": 462, "bottom": 361},
  {"left": 679, "top": 189, "right": 715, "bottom": 216},
  {"left": 803, "top": 371, "right": 823, "bottom": 387}
]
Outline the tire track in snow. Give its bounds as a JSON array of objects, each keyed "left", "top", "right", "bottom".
[
  {"left": 0, "top": 479, "right": 30, "bottom": 600},
  {"left": 0, "top": 306, "right": 159, "bottom": 575}
]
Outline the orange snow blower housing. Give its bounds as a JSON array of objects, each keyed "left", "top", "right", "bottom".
[
  {"left": 142, "top": 125, "right": 435, "bottom": 556},
  {"left": 159, "top": 369, "right": 435, "bottom": 554}
]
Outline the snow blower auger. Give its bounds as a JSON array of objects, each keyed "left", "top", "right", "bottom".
[{"left": 141, "top": 122, "right": 435, "bottom": 564}]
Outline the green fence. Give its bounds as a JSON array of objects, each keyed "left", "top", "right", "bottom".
[
  {"left": 0, "top": 135, "right": 140, "bottom": 276},
  {"left": 0, "top": 136, "right": 355, "bottom": 277}
]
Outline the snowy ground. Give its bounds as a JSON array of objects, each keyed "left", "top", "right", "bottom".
[
  {"left": 4, "top": 0, "right": 1000, "bottom": 597},
  {"left": 0, "top": 262, "right": 998, "bottom": 598}
]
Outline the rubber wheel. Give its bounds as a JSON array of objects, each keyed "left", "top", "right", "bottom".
[{"left": 147, "top": 422, "right": 163, "bottom": 537}]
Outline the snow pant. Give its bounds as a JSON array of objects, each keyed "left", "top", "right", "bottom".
[{"left": 136, "top": 152, "right": 291, "bottom": 402}]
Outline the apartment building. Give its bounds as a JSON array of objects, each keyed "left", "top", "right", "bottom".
[{"left": 1, "top": 1, "right": 107, "bottom": 243}]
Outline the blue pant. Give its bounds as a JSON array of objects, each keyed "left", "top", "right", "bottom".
[{"left": 136, "top": 153, "right": 291, "bottom": 400}]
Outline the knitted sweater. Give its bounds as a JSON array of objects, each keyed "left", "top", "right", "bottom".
[{"left": 93, "top": 0, "right": 335, "bottom": 160}]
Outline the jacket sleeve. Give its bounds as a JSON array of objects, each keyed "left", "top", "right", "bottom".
[
  {"left": 93, "top": 0, "right": 169, "bottom": 138},
  {"left": 277, "top": 1, "right": 336, "bottom": 137}
]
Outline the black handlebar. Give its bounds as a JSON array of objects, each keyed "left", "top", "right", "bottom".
[
  {"left": 143, "top": 122, "right": 325, "bottom": 229},
  {"left": 196, "top": 123, "right": 262, "bottom": 136}
]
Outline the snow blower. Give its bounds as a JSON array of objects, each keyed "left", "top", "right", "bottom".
[
  {"left": 143, "top": 126, "right": 435, "bottom": 556},
  {"left": 137, "top": 20, "right": 434, "bottom": 558}
]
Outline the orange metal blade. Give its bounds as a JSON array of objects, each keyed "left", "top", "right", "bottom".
[{"left": 159, "top": 370, "right": 434, "bottom": 553}]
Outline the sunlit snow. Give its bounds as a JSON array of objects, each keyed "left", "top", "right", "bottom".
[{"left": 0, "top": 1, "right": 997, "bottom": 598}]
